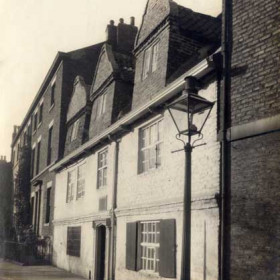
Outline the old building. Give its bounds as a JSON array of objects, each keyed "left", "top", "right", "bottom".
[
  {"left": 50, "top": 0, "right": 221, "bottom": 279},
  {"left": 10, "top": 43, "right": 103, "bottom": 259},
  {"left": 0, "top": 156, "right": 13, "bottom": 244}
]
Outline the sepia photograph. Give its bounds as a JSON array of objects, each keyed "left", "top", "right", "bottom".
[{"left": 0, "top": 0, "right": 279, "bottom": 279}]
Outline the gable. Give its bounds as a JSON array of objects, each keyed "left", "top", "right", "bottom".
[
  {"left": 136, "top": 0, "right": 171, "bottom": 47},
  {"left": 67, "top": 76, "right": 88, "bottom": 122},
  {"left": 92, "top": 45, "right": 115, "bottom": 94}
]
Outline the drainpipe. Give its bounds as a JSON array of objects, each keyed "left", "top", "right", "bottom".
[
  {"left": 109, "top": 139, "right": 120, "bottom": 280},
  {"left": 220, "top": 0, "right": 232, "bottom": 279}
]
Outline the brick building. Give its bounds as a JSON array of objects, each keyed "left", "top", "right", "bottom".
[
  {"left": 220, "top": 0, "right": 280, "bottom": 279},
  {"left": 0, "top": 156, "right": 13, "bottom": 245},
  {"left": 10, "top": 43, "right": 103, "bottom": 258}
]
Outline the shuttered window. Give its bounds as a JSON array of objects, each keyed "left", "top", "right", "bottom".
[
  {"left": 126, "top": 219, "right": 176, "bottom": 278},
  {"left": 67, "top": 226, "right": 81, "bottom": 257}
]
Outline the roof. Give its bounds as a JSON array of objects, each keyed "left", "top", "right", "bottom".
[{"left": 11, "top": 43, "right": 104, "bottom": 147}]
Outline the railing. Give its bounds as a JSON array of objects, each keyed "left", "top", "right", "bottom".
[{"left": 3, "top": 239, "right": 51, "bottom": 265}]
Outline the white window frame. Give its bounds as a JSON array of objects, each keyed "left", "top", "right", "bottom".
[
  {"left": 139, "top": 118, "right": 163, "bottom": 173},
  {"left": 76, "top": 163, "right": 86, "bottom": 199},
  {"left": 97, "top": 149, "right": 108, "bottom": 188},
  {"left": 97, "top": 93, "right": 107, "bottom": 118},
  {"left": 140, "top": 221, "right": 160, "bottom": 273},
  {"left": 66, "top": 169, "right": 75, "bottom": 203}
]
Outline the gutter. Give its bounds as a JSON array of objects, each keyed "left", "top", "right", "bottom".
[{"left": 50, "top": 57, "right": 214, "bottom": 172}]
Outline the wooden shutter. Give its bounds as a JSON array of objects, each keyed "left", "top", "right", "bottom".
[
  {"left": 126, "top": 222, "right": 138, "bottom": 271},
  {"left": 159, "top": 219, "right": 176, "bottom": 278}
]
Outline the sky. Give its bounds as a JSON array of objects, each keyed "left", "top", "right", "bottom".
[{"left": 0, "top": 0, "right": 221, "bottom": 161}]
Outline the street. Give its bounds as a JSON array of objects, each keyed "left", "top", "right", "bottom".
[{"left": 0, "top": 260, "right": 85, "bottom": 280}]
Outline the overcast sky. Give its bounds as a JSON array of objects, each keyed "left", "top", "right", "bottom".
[{"left": 0, "top": 0, "right": 221, "bottom": 160}]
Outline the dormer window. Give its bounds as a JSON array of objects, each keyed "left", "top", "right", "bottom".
[
  {"left": 142, "top": 41, "right": 159, "bottom": 80},
  {"left": 97, "top": 93, "right": 107, "bottom": 118},
  {"left": 71, "top": 119, "right": 80, "bottom": 142}
]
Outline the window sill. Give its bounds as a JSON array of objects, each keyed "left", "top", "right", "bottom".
[
  {"left": 97, "top": 185, "right": 107, "bottom": 190},
  {"left": 138, "top": 166, "right": 162, "bottom": 177},
  {"left": 32, "top": 129, "right": 37, "bottom": 135},
  {"left": 37, "top": 122, "right": 42, "bottom": 129},
  {"left": 138, "top": 270, "right": 160, "bottom": 278},
  {"left": 49, "top": 104, "right": 55, "bottom": 112},
  {"left": 44, "top": 223, "right": 50, "bottom": 227}
]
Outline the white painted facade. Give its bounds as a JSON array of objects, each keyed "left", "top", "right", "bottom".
[
  {"left": 52, "top": 81, "right": 220, "bottom": 280},
  {"left": 53, "top": 143, "right": 116, "bottom": 279}
]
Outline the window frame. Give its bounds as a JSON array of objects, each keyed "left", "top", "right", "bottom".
[
  {"left": 76, "top": 163, "right": 86, "bottom": 200},
  {"left": 142, "top": 40, "right": 160, "bottom": 80},
  {"left": 71, "top": 119, "right": 80, "bottom": 142},
  {"left": 36, "top": 140, "right": 41, "bottom": 175},
  {"left": 50, "top": 82, "right": 55, "bottom": 108},
  {"left": 38, "top": 102, "right": 44, "bottom": 125},
  {"left": 138, "top": 118, "right": 163, "bottom": 174},
  {"left": 45, "top": 186, "right": 51, "bottom": 224},
  {"left": 66, "top": 169, "right": 75, "bottom": 203},
  {"left": 97, "top": 148, "right": 108, "bottom": 189},
  {"left": 140, "top": 221, "right": 160, "bottom": 274},
  {"left": 47, "top": 126, "right": 53, "bottom": 166}
]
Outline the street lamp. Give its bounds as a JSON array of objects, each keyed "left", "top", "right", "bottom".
[{"left": 167, "top": 76, "right": 214, "bottom": 280}]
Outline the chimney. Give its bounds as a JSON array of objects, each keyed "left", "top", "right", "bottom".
[
  {"left": 130, "top": 17, "right": 135, "bottom": 26},
  {"left": 106, "top": 20, "right": 117, "bottom": 47},
  {"left": 116, "top": 17, "right": 138, "bottom": 52}
]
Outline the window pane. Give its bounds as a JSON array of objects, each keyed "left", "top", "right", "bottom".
[
  {"left": 143, "top": 47, "right": 152, "bottom": 79},
  {"left": 152, "top": 42, "right": 159, "bottom": 72}
]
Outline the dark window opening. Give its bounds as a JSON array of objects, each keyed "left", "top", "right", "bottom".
[
  {"left": 45, "top": 188, "right": 51, "bottom": 224},
  {"left": 67, "top": 226, "right": 81, "bottom": 257},
  {"left": 47, "top": 126, "right": 53, "bottom": 165}
]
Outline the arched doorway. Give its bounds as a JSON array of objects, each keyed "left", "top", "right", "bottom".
[{"left": 95, "top": 225, "right": 106, "bottom": 280}]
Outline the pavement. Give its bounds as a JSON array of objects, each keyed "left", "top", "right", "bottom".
[{"left": 0, "top": 260, "right": 85, "bottom": 280}]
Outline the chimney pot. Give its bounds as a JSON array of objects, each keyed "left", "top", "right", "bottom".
[
  {"left": 110, "top": 20, "right": 114, "bottom": 26},
  {"left": 130, "top": 17, "right": 135, "bottom": 26},
  {"left": 119, "top": 18, "right": 124, "bottom": 24}
]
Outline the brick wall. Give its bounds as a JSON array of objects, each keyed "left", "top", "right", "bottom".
[
  {"left": 132, "top": 27, "right": 169, "bottom": 110},
  {"left": 229, "top": 1, "right": 280, "bottom": 279},
  {"left": 230, "top": 0, "right": 280, "bottom": 126},
  {"left": 230, "top": 132, "right": 280, "bottom": 280}
]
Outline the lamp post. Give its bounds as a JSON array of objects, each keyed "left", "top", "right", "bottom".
[{"left": 167, "top": 76, "right": 214, "bottom": 280}]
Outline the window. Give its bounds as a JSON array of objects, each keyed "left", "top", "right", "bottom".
[
  {"left": 33, "top": 113, "right": 38, "bottom": 132},
  {"left": 47, "top": 126, "right": 53, "bottom": 165},
  {"left": 17, "top": 143, "right": 20, "bottom": 161},
  {"left": 140, "top": 221, "right": 160, "bottom": 273},
  {"left": 36, "top": 140, "right": 41, "bottom": 175},
  {"left": 31, "top": 147, "right": 35, "bottom": 177},
  {"left": 67, "top": 226, "right": 81, "bottom": 257},
  {"left": 66, "top": 170, "right": 75, "bottom": 203},
  {"left": 142, "top": 41, "right": 159, "bottom": 80},
  {"left": 76, "top": 164, "right": 85, "bottom": 199},
  {"left": 97, "top": 149, "right": 108, "bottom": 188},
  {"left": 126, "top": 219, "right": 176, "bottom": 278},
  {"left": 71, "top": 119, "right": 80, "bottom": 142},
  {"left": 45, "top": 187, "right": 51, "bottom": 224},
  {"left": 97, "top": 93, "right": 107, "bottom": 118},
  {"left": 50, "top": 83, "right": 55, "bottom": 107},
  {"left": 39, "top": 103, "right": 43, "bottom": 124},
  {"left": 139, "top": 119, "right": 163, "bottom": 173}
]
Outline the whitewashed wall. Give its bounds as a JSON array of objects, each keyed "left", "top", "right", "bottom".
[{"left": 115, "top": 81, "right": 220, "bottom": 280}]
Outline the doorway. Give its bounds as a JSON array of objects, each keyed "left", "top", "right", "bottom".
[{"left": 95, "top": 225, "right": 106, "bottom": 280}]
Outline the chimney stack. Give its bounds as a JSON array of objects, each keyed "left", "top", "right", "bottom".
[
  {"left": 106, "top": 20, "right": 117, "bottom": 47},
  {"left": 130, "top": 17, "right": 135, "bottom": 26}
]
